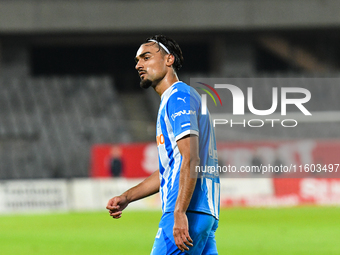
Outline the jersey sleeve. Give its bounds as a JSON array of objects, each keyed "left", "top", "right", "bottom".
[{"left": 167, "top": 90, "right": 199, "bottom": 141}]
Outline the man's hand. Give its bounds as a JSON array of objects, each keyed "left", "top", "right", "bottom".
[
  {"left": 173, "top": 211, "right": 193, "bottom": 252},
  {"left": 106, "top": 195, "right": 129, "bottom": 219},
  {"left": 105, "top": 170, "right": 160, "bottom": 219}
]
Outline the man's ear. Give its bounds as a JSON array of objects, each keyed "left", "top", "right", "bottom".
[{"left": 165, "top": 54, "right": 175, "bottom": 67}]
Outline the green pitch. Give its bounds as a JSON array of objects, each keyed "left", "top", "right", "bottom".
[{"left": 1, "top": 207, "right": 339, "bottom": 255}]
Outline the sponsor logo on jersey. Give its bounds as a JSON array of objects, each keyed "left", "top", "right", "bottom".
[
  {"left": 171, "top": 110, "right": 196, "bottom": 121},
  {"left": 156, "top": 134, "right": 165, "bottom": 146}
]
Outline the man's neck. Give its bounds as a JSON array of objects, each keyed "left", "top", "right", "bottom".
[{"left": 153, "top": 73, "right": 179, "bottom": 97}]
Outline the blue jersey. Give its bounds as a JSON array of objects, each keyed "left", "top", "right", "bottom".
[{"left": 156, "top": 81, "right": 220, "bottom": 219}]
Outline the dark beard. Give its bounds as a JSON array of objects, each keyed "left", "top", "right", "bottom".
[{"left": 140, "top": 78, "right": 153, "bottom": 89}]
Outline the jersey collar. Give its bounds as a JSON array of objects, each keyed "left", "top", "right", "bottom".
[{"left": 161, "top": 81, "right": 182, "bottom": 100}]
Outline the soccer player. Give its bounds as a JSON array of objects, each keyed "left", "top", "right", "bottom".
[{"left": 106, "top": 35, "right": 220, "bottom": 255}]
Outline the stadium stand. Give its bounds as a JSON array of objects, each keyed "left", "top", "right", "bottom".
[{"left": 0, "top": 76, "right": 130, "bottom": 179}]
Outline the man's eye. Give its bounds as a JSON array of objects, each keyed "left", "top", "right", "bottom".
[{"left": 144, "top": 57, "right": 149, "bottom": 60}]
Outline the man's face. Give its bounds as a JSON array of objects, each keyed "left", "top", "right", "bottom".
[{"left": 135, "top": 43, "right": 168, "bottom": 89}]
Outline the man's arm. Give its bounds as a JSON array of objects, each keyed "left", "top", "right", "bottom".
[
  {"left": 173, "top": 135, "right": 199, "bottom": 252},
  {"left": 106, "top": 169, "right": 160, "bottom": 218}
]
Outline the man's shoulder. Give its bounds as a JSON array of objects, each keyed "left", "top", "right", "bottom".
[
  {"left": 169, "top": 82, "right": 200, "bottom": 101},
  {"left": 172, "top": 81, "right": 193, "bottom": 93}
]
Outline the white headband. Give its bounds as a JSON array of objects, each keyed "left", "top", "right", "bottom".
[{"left": 148, "top": 39, "right": 170, "bottom": 54}]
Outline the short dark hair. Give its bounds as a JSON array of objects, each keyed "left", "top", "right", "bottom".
[{"left": 145, "top": 35, "right": 184, "bottom": 71}]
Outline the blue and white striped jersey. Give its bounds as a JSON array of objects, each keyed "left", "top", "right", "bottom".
[{"left": 156, "top": 81, "right": 220, "bottom": 219}]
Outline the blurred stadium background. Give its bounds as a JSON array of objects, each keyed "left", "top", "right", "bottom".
[{"left": 0, "top": 0, "right": 340, "bottom": 254}]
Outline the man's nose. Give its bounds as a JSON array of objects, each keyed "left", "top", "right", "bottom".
[{"left": 135, "top": 60, "right": 142, "bottom": 70}]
